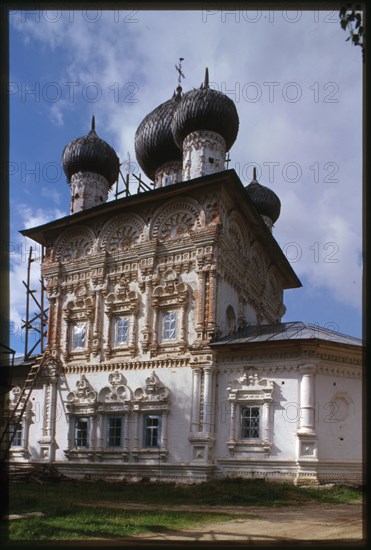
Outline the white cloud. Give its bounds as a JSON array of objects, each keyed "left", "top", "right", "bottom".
[{"left": 41, "top": 186, "right": 62, "bottom": 205}]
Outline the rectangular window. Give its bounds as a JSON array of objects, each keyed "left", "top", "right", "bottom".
[
  {"left": 114, "top": 317, "right": 129, "bottom": 346},
  {"left": 71, "top": 323, "right": 86, "bottom": 350},
  {"left": 107, "top": 416, "right": 122, "bottom": 448},
  {"left": 143, "top": 415, "right": 161, "bottom": 448},
  {"left": 74, "top": 418, "right": 89, "bottom": 448},
  {"left": 241, "top": 406, "right": 260, "bottom": 439},
  {"left": 10, "top": 422, "right": 23, "bottom": 447},
  {"left": 162, "top": 311, "right": 177, "bottom": 341},
  {"left": 164, "top": 175, "right": 173, "bottom": 186}
]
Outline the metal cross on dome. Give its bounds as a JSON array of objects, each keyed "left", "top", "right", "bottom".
[{"left": 175, "top": 57, "right": 185, "bottom": 86}]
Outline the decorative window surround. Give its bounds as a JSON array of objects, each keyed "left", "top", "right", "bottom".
[
  {"left": 131, "top": 372, "right": 170, "bottom": 463},
  {"left": 103, "top": 281, "right": 139, "bottom": 360},
  {"left": 63, "top": 296, "right": 94, "bottom": 363},
  {"left": 150, "top": 271, "right": 189, "bottom": 355},
  {"left": 96, "top": 371, "right": 132, "bottom": 461},
  {"left": 226, "top": 367, "right": 274, "bottom": 456},
  {"left": 65, "top": 375, "right": 97, "bottom": 460}
]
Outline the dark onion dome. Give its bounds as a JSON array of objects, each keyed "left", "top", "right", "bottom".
[
  {"left": 171, "top": 68, "right": 239, "bottom": 150},
  {"left": 246, "top": 168, "right": 281, "bottom": 224},
  {"left": 62, "top": 116, "right": 120, "bottom": 187},
  {"left": 134, "top": 89, "right": 183, "bottom": 180}
]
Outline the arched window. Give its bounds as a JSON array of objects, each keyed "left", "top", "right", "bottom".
[{"left": 226, "top": 306, "right": 236, "bottom": 335}]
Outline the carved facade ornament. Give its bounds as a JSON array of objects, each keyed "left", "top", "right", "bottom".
[
  {"left": 151, "top": 199, "right": 203, "bottom": 240},
  {"left": 65, "top": 296, "right": 94, "bottom": 321},
  {"left": 53, "top": 227, "right": 96, "bottom": 263},
  {"left": 99, "top": 214, "right": 146, "bottom": 253},
  {"left": 98, "top": 371, "right": 132, "bottom": 403},
  {"left": 40, "top": 359, "right": 61, "bottom": 381},
  {"left": 152, "top": 277, "right": 189, "bottom": 306},
  {"left": 134, "top": 371, "right": 170, "bottom": 402},
  {"left": 227, "top": 367, "right": 274, "bottom": 402},
  {"left": 104, "top": 288, "right": 139, "bottom": 318},
  {"left": 204, "top": 198, "right": 221, "bottom": 224},
  {"left": 227, "top": 212, "right": 250, "bottom": 260},
  {"left": 8, "top": 386, "right": 22, "bottom": 411},
  {"left": 67, "top": 375, "right": 97, "bottom": 405}
]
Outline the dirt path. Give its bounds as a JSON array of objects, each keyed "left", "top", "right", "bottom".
[{"left": 78, "top": 501, "right": 363, "bottom": 542}]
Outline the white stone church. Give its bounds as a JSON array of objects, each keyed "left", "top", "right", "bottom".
[{"left": 8, "top": 69, "right": 362, "bottom": 485}]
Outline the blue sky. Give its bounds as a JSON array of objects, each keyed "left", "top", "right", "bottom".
[{"left": 9, "top": 8, "right": 363, "bottom": 355}]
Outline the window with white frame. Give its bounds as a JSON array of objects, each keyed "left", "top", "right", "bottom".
[
  {"left": 114, "top": 317, "right": 129, "bottom": 347},
  {"left": 10, "top": 421, "right": 23, "bottom": 447},
  {"left": 226, "top": 369, "right": 274, "bottom": 454},
  {"left": 161, "top": 311, "right": 177, "bottom": 341},
  {"left": 74, "top": 417, "right": 89, "bottom": 447},
  {"left": 106, "top": 416, "right": 123, "bottom": 448},
  {"left": 71, "top": 323, "right": 86, "bottom": 351},
  {"left": 143, "top": 414, "right": 161, "bottom": 448},
  {"left": 241, "top": 405, "right": 260, "bottom": 439}
]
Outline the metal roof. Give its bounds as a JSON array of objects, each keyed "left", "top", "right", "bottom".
[{"left": 210, "top": 321, "right": 363, "bottom": 347}]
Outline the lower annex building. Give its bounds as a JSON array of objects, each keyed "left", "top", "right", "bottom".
[{"left": 6, "top": 69, "right": 362, "bottom": 485}]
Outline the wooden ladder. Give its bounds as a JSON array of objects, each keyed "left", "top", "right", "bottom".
[{"left": 0, "top": 354, "right": 47, "bottom": 462}]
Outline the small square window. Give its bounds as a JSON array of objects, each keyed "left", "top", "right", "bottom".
[
  {"left": 71, "top": 323, "right": 86, "bottom": 350},
  {"left": 241, "top": 406, "right": 260, "bottom": 439},
  {"left": 114, "top": 317, "right": 129, "bottom": 346},
  {"left": 75, "top": 418, "right": 89, "bottom": 448},
  {"left": 162, "top": 311, "right": 177, "bottom": 341},
  {"left": 10, "top": 422, "right": 23, "bottom": 447},
  {"left": 107, "top": 416, "right": 122, "bottom": 448},
  {"left": 164, "top": 175, "right": 173, "bottom": 186},
  {"left": 143, "top": 415, "right": 161, "bottom": 448}
]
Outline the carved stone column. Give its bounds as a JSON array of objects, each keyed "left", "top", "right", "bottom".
[
  {"left": 96, "top": 413, "right": 104, "bottom": 452},
  {"left": 207, "top": 269, "right": 217, "bottom": 336},
  {"left": 179, "top": 302, "right": 187, "bottom": 347},
  {"left": 41, "top": 383, "right": 48, "bottom": 438},
  {"left": 228, "top": 400, "right": 236, "bottom": 449},
  {"left": 62, "top": 308, "right": 71, "bottom": 362},
  {"left": 161, "top": 411, "right": 168, "bottom": 449},
  {"left": 196, "top": 271, "right": 206, "bottom": 338},
  {"left": 47, "top": 379, "right": 58, "bottom": 461},
  {"left": 132, "top": 408, "right": 140, "bottom": 461},
  {"left": 141, "top": 277, "right": 153, "bottom": 352},
  {"left": 45, "top": 296, "right": 56, "bottom": 351},
  {"left": 150, "top": 303, "right": 159, "bottom": 353},
  {"left": 191, "top": 368, "right": 202, "bottom": 432},
  {"left": 123, "top": 414, "right": 130, "bottom": 454},
  {"left": 202, "top": 367, "right": 212, "bottom": 433},
  {"left": 262, "top": 401, "right": 271, "bottom": 442},
  {"left": 298, "top": 364, "right": 316, "bottom": 434},
  {"left": 295, "top": 364, "right": 319, "bottom": 486},
  {"left": 66, "top": 411, "right": 75, "bottom": 453}
]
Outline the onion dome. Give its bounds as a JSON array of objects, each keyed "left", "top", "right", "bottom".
[
  {"left": 134, "top": 89, "right": 182, "bottom": 181},
  {"left": 171, "top": 68, "right": 239, "bottom": 150},
  {"left": 246, "top": 168, "right": 281, "bottom": 224},
  {"left": 62, "top": 116, "right": 120, "bottom": 187}
]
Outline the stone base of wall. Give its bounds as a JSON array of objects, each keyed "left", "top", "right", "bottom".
[{"left": 9, "top": 458, "right": 363, "bottom": 486}]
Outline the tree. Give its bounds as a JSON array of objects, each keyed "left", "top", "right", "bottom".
[{"left": 339, "top": 6, "right": 365, "bottom": 61}]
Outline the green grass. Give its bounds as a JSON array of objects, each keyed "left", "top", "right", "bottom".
[
  {"left": 6, "top": 478, "right": 363, "bottom": 541},
  {"left": 8, "top": 508, "right": 237, "bottom": 541}
]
